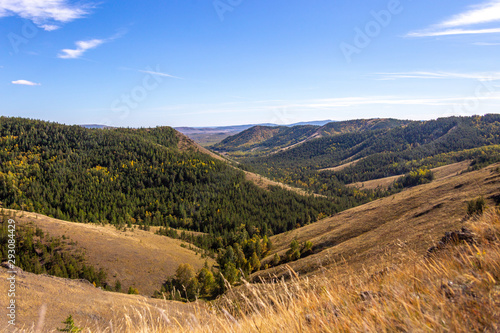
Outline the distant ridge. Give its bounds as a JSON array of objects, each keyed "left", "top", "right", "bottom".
[
  {"left": 175, "top": 120, "right": 333, "bottom": 146},
  {"left": 211, "top": 118, "right": 409, "bottom": 153},
  {"left": 175, "top": 120, "right": 333, "bottom": 132}
]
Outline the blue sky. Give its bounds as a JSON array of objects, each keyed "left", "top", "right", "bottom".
[{"left": 1, "top": 0, "right": 500, "bottom": 127}]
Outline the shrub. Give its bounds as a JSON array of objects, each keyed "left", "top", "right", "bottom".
[
  {"left": 127, "top": 286, "right": 139, "bottom": 295},
  {"left": 395, "top": 168, "right": 434, "bottom": 188},
  {"left": 467, "top": 197, "right": 486, "bottom": 216},
  {"left": 57, "top": 315, "right": 81, "bottom": 332}
]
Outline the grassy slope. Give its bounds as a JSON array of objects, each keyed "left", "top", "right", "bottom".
[
  {"left": 2, "top": 210, "right": 213, "bottom": 296},
  {"left": 0, "top": 267, "right": 202, "bottom": 331},
  {"left": 317, "top": 157, "right": 365, "bottom": 172},
  {"left": 10, "top": 168, "right": 500, "bottom": 332},
  {"left": 347, "top": 159, "right": 472, "bottom": 190},
  {"left": 202, "top": 208, "right": 500, "bottom": 333},
  {"left": 253, "top": 163, "right": 500, "bottom": 280}
]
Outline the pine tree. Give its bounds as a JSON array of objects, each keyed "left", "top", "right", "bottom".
[
  {"left": 250, "top": 252, "right": 261, "bottom": 272},
  {"left": 273, "top": 253, "right": 280, "bottom": 266},
  {"left": 57, "top": 315, "right": 81, "bottom": 332},
  {"left": 114, "top": 279, "right": 122, "bottom": 292}
]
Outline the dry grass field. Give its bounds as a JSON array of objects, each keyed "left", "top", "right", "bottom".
[
  {"left": 4, "top": 207, "right": 499, "bottom": 332},
  {"left": 347, "top": 160, "right": 472, "bottom": 190},
  {"left": 254, "top": 162, "right": 500, "bottom": 280},
  {"left": 0, "top": 267, "right": 203, "bottom": 332},
  {"left": 1, "top": 210, "right": 213, "bottom": 297}
]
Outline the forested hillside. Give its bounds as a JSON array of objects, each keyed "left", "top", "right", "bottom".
[
  {"left": 211, "top": 118, "right": 411, "bottom": 154},
  {"left": 0, "top": 117, "right": 376, "bottom": 248},
  {"left": 236, "top": 115, "right": 500, "bottom": 196}
]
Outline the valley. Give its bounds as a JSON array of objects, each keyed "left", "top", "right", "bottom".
[{"left": 1, "top": 115, "right": 499, "bottom": 331}]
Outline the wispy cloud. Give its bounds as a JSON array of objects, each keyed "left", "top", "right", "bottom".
[
  {"left": 58, "top": 31, "right": 125, "bottom": 59},
  {"left": 0, "top": 0, "right": 92, "bottom": 31},
  {"left": 12, "top": 79, "right": 40, "bottom": 86},
  {"left": 58, "top": 39, "right": 105, "bottom": 59},
  {"left": 474, "top": 41, "right": 500, "bottom": 45},
  {"left": 374, "top": 71, "right": 500, "bottom": 81},
  {"left": 119, "top": 66, "right": 183, "bottom": 79},
  {"left": 137, "top": 69, "right": 183, "bottom": 80},
  {"left": 148, "top": 94, "right": 500, "bottom": 116},
  {"left": 408, "top": 28, "right": 500, "bottom": 37},
  {"left": 407, "top": 0, "right": 500, "bottom": 37}
]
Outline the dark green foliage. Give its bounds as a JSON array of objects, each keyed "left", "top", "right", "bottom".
[
  {"left": 197, "top": 263, "right": 215, "bottom": 296},
  {"left": 467, "top": 197, "right": 486, "bottom": 216},
  {"left": 212, "top": 118, "right": 410, "bottom": 154},
  {"left": 272, "top": 253, "right": 280, "bottom": 266},
  {"left": 0, "top": 117, "right": 339, "bottom": 251},
  {"left": 239, "top": 115, "right": 500, "bottom": 196},
  {"left": 114, "top": 280, "right": 122, "bottom": 292},
  {"left": 0, "top": 217, "right": 108, "bottom": 287}
]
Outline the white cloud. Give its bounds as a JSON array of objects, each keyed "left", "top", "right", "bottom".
[
  {"left": 374, "top": 71, "right": 500, "bottom": 81},
  {"left": 0, "top": 0, "right": 92, "bottom": 31},
  {"left": 474, "top": 41, "right": 500, "bottom": 45},
  {"left": 138, "top": 69, "right": 183, "bottom": 80},
  {"left": 407, "top": 0, "right": 500, "bottom": 37},
  {"left": 12, "top": 79, "right": 40, "bottom": 86},
  {"left": 438, "top": 1, "right": 500, "bottom": 28},
  {"left": 58, "top": 38, "right": 105, "bottom": 59},
  {"left": 58, "top": 31, "right": 126, "bottom": 59},
  {"left": 408, "top": 28, "right": 500, "bottom": 37}
]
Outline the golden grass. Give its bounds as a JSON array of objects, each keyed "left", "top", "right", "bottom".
[
  {"left": 9, "top": 208, "right": 499, "bottom": 332},
  {"left": 256, "top": 163, "right": 500, "bottom": 280},
  {"left": 318, "top": 157, "right": 365, "bottom": 172},
  {"left": 241, "top": 169, "right": 326, "bottom": 197},
  {"left": 0, "top": 267, "right": 201, "bottom": 332},
  {"left": 347, "top": 160, "right": 471, "bottom": 190},
  {"left": 2, "top": 210, "right": 213, "bottom": 296}
]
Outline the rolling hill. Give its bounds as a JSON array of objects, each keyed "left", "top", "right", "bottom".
[
  {"left": 211, "top": 118, "right": 412, "bottom": 154},
  {"left": 0, "top": 117, "right": 343, "bottom": 248},
  {"left": 1, "top": 115, "right": 499, "bottom": 332},
  {"left": 176, "top": 120, "right": 333, "bottom": 147},
  {"left": 0, "top": 265, "right": 202, "bottom": 331},
  {"left": 1, "top": 209, "right": 212, "bottom": 296},
  {"left": 4, "top": 162, "right": 499, "bottom": 332},
  {"left": 233, "top": 115, "right": 500, "bottom": 197},
  {"left": 211, "top": 125, "right": 317, "bottom": 153},
  {"left": 252, "top": 162, "right": 500, "bottom": 281},
  {"left": 1, "top": 117, "right": 379, "bottom": 306}
]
